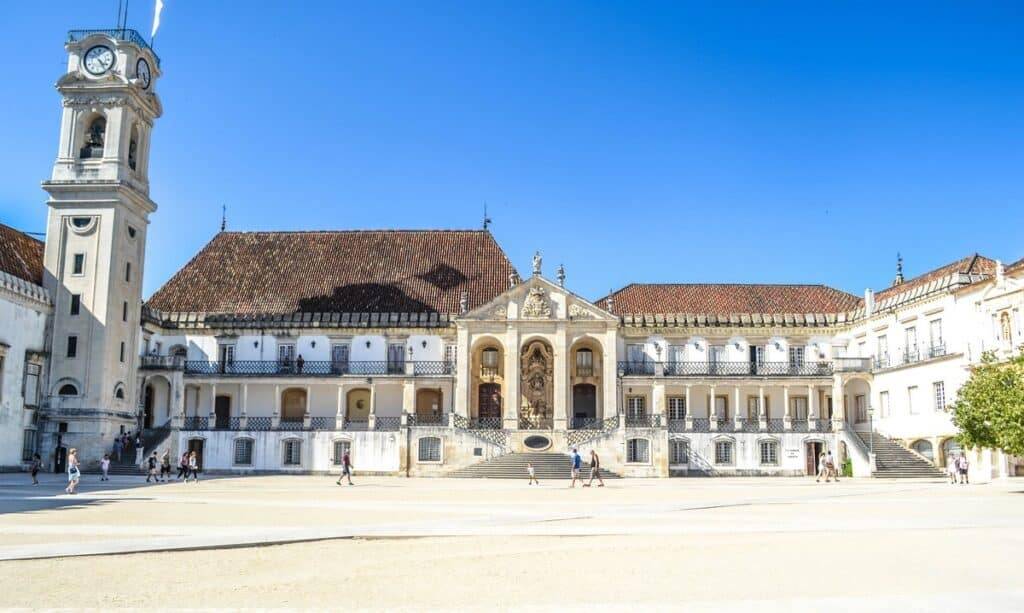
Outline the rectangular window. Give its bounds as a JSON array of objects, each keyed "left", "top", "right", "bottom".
[
  {"left": 668, "top": 344, "right": 686, "bottom": 364},
  {"left": 278, "top": 343, "right": 295, "bottom": 371},
  {"left": 879, "top": 391, "right": 890, "bottom": 418},
  {"left": 122, "top": 301, "right": 128, "bottom": 322},
  {"left": 877, "top": 335, "right": 889, "bottom": 366},
  {"left": 669, "top": 439, "right": 690, "bottom": 464},
  {"left": 233, "top": 438, "right": 254, "bottom": 466},
  {"left": 70, "top": 294, "right": 81, "bottom": 316},
  {"left": 67, "top": 335, "right": 78, "bottom": 358},
  {"left": 929, "top": 319, "right": 943, "bottom": 349},
  {"left": 626, "top": 344, "right": 646, "bottom": 363},
  {"left": 333, "top": 440, "right": 351, "bottom": 466},
  {"left": 444, "top": 344, "right": 457, "bottom": 367},
  {"left": 219, "top": 344, "right": 236, "bottom": 365},
  {"left": 418, "top": 437, "right": 441, "bottom": 462},
  {"left": 119, "top": 342, "right": 126, "bottom": 363},
  {"left": 667, "top": 396, "right": 686, "bottom": 420},
  {"left": 22, "top": 430, "right": 37, "bottom": 462},
  {"left": 331, "top": 343, "right": 350, "bottom": 373},
  {"left": 23, "top": 363, "right": 41, "bottom": 407},
  {"left": 759, "top": 440, "right": 779, "bottom": 465},
  {"left": 575, "top": 349, "right": 594, "bottom": 376},
  {"left": 626, "top": 438, "right": 650, "bottom": 463},
  {"left": 626, "top": 396, "right": 646, "bottom": 418},
  {"left": 282, "top": 440, "right": 302, "bottom": 466},
  {"left": 933, "top": 382, "right": 946, "bottom": 412},
  {"left": 907, "top": 386, "right": 919, "bottom": 415},
  {"left": 709, "top": 345, "right": 726, "bottom": 364},
  {"left": 714, "top": 440, "right": 733, "bottom": 465},
  {"left": 791, "top": 396, "right": 808, "bottom": 420},
  {"left": 746, "top": 396, "right": 761, "bottom": 419},
  {"left": 788, "top": 346, "right": 805, "bottom": 366},
  {"left": 125, "top": 261, "right": 132, "bottom": 283},
  {"left": 714, "top": 395, "right": 729, "bottom": 420},
  {"left": 854, "top": 395, "right": 866, "bottom": 422},
  {"left": 72, "top": 253, "right": 85, "bottom": 275},
  {"left": 905, "top": 326, "right": 918, "bottom": 360},
  {"left": 858, "top": 341, "right": 867, "bottom": 357},
  {"left": 388, "top": 343, "right": 406, "bottom": 373}
]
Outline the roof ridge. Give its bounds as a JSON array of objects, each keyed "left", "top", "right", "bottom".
[{"left": 218, "top": 228, "right": 488, "bottom": 235}]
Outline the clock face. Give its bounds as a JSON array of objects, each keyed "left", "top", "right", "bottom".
[
  {"left": 84, "top": 45, "right": 115, "bottom": 75},
  {"left": 136, "top": 58, "right": 152, "bottom": 89}
]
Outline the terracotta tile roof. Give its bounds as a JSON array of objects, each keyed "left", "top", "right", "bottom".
[
  {"left": 1006, "top": 256, "right": 1024, "bottom": 275},
  {"left": 596, "top": 283, "right": 862, "bottom": 315},
  {"left": 0, "top": 222, "right": 44, "bottom": 286},
  {"left": 873, "top": 254, "right": 996, "bottom": 301},
  {"left": 145, "top": 230, "right": 516, "bottom": 315}
]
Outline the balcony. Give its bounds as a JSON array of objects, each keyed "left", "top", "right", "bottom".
[
  {"left": 182, "top": 360, "right": 453, "bottom": 377},
  {"left": 620, "top": 361, "right": 834, "bottom": 378},
  {"left": 140, "top": 355, "right": 185, "bottom": 370},
  {"left": 618, "top": 360, "right": 656, "bottom": 376},
  {"left": 67, "top": 28, "right": 160, "bottom": 66},
  {"left": 872, "top": 344, "right": 951, "bottom": 372}
]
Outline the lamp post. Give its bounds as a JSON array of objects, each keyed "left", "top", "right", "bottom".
[{"left": 868, "top": 405, "right": 875, "bottom": 456}]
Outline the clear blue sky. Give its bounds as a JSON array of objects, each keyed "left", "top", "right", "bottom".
[{"left": 2, "top": 2, "right": 1022, "bottom": 301}]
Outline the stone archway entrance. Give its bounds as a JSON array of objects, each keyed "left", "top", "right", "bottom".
[{"left": 520, "top": 340, "right": 553, "bottom": 429}]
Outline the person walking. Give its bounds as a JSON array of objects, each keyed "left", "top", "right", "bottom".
[
  {"left": 134, "top": 434, "right": 144, "bottom": 466},
  {"left": 146, "top": 452, "right": 159, "bottom": 483},
  {"left": 336, "top": 450, "right": 353, "bottom": 486},
  {"left": 64, "top": 448, "right": 80, "bottom": 495},
  {"left": 570, "top": 448, "right": 583, "bottom": 488},
  {"left": 113, "top": 437, "right": 122, "bottom": 462},
  {"left": 30, "top": 453, "right": 41, "bottom": 485},
  {"left": 177, "top": 451, "right": 190, "bottom": 481},
  {"left": 100, "top": 454, "right": 111, "bottom": 481},
  {"left": 825, "top": 451, "right": 839, "bottom": 482},
  {"left": 957, "top": 452, "right": 970, "bottom": 485},
  {"left": 526, "top": 461, "right": 539, "bottom": 485},
  {"left": 187, "top": 451, "right": 200, "bottom": 483},
  {"left": 947, "top": 455, "right": 958, "bottom": 484},
  {"left": 815, "top": 452, "right": 827, "bottom": 482},
  {"left": 584, "top": 450, "right": 605, "bottom": 487},
  {"left": 160, "top": 451, "right": 171, "bottom": 482}
]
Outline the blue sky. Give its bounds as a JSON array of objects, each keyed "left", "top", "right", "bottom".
[{"left": 2, "top": 2, "right": 1022, "bottom": 301}]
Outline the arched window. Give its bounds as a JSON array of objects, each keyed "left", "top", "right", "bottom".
[
  {"left": 912, "top": 439, "right": 934, "bottom": 461},
  {"left": 481, "top": 348, "right": 500, "bottom": 375},
  {"left": 669, "top": 439, "right": 690, "bottom": 465},
  {"left": 575, "top": 348, "right": 594, "bottom": 376},
  {"left": 234, "top": 438, "right": 254, "bottom": 466},
  {"left": 128, "top": 124, "right": 139, "bottom": 171},
  {"left": 58, "top": 383, "right": 79, "bottom": 396},
  {"left": 942, "top": 438, "right": 962, "bottom": 466},
  {"left": 114, "top": 384, "right": 126, "bottom": 400},
  {"left": 280, "top": 388, "right": 307, "bottom": 422},
  {"left": 80, "top": 116, "right": 106, "bottom": 159},
  {"left": 626, "top": 438, "right": 650, "bottom": 464},
  {"left": 418, "top": 437, "right": 442, "bottom": 462}
]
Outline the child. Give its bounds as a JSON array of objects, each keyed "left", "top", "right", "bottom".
[
  {"left": 100, "top": 454, "right": 111, "bottom": 481},
  {"left": 527, "top": 461, "right": 539, "bottom": 485}
]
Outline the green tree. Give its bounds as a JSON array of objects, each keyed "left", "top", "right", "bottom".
[{"left": 951, "top": 351, "right": 1024, "bottom": 456}]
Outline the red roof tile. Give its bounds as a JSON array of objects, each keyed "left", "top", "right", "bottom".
[
  {"left": 597, "top": 283, "right": 861, "bottom": 315},
  {"left": 0, "top": 223, "right": 44, "bottom": 286},
  {"left": 873, "top": 254, "right": 996, "bottom": 301},
  {"left": 145, "top": 230, "right": 516, "bottom": 315}
]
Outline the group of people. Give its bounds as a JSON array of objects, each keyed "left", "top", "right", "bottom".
[
  {"left": 111, "top": 432, "right": 144, "bottom": 464},
  {"left": 948, "top": 451, "right": 970, "bottom": 484},
  {"left": 526, "top": 448, "right": 605, "bottom": 487},
  {"left": 816, "top": 451, "right": 841, "bottom": 482}
]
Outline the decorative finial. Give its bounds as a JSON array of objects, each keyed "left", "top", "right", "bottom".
[
  {"left": 220, "top": 204, "right": 227, "bottom": 232},
  {"left": 459, "top": 290, "right": 469, "bottom": 314},
  {"left": 532, "top": 251, "right": 542, "bottom": 276},
  {"left": 606, "top": 290, "right": 614, "bottom": 314},
  {"left": 482, "top": 203, "right": 492, "bottom": 230},
  {"left": 893, "top": 252, "right": 905, "bottom": 286},
  {"left": 556, "top": 264, "right": 566, "bottom": 287},
  {"left": 509, "top": 270, "right": 518, "bottom": 288}
]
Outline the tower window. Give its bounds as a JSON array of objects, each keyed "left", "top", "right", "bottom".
[
  {"left": 122, "top": 301, "right": 128, "bottom": 322},
  {"left": 128, "top": 128, "right": 139, "bottom": 171},
  {"left": 70, "top": 294, "right": 81, "bottom": 316},
  {"left": 58, "top": 384, "right": 78, "bottom": 397},
  {"left": 119, "top": 342, "right": 126, "bottom": 363},
  {"left": 125, "top": 262, "right": 132, "bottom": 283},
  {"left": 80, "top": 116, "right": 106, "bottom": 159},
  {"left": 72, "top": 253, "right": 85, "bottom": 275},
  {"left": 67, "top": 336, "right": 78, "bottom": 358},
  {"left": 71, "top": 217, "right": 91, "bottom": 228}
]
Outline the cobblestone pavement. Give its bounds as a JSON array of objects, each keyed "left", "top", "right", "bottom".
[{"left": 1, "top": 473, "right": 1022, "bottom": 609}]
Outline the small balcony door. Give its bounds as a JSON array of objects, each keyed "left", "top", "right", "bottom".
[
  {"left": 278, "top": 344, "right": 295, "bottom": 372},
  {"left": 218, "top": 345, "right": 235, "bottom": 374},
  {"left": 214, "top": 395, "right": 231, "bottom": 429},
  {"left": 905, "top": 327, "right": 918, "bottom": 358},
  {"left": 331, "top": 344, "right": 349, "bottom": 374}
]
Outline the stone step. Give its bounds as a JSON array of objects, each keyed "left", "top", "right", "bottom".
[{"left": 448, "top": 452, "right": 621, "bottom": 479}]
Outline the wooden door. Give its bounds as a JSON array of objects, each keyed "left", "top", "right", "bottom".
[
  {"left": 478, "top": 383, "right": 501, "bottom": 420},
  {"left": 214, "top": 395, "right": 231, "bottom": 429}
]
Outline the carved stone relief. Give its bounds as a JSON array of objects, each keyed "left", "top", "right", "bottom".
[
  {"left": 520, "top": 340, "right": 553, "bottom": 423},
  {"left": 521, "top": 286, "right": 552, "bottom": 319}
]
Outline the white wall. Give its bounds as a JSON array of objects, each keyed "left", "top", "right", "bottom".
[{"left": 0, "top": 290, "right": 49, "bottom": 468}]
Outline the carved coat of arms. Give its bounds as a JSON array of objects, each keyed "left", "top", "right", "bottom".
[{"left": 521, "top": 287, "right": 552, "bottom": 319}]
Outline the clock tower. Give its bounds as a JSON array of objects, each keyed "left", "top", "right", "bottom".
[{"left": 40, "top": 29, "right": 162, "bottom": 463}]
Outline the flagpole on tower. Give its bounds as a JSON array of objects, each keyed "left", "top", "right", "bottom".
[{"left": 151, "top": 0, "right": 164, "bottom": 47}]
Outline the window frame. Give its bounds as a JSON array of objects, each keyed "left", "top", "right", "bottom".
[
  {"left": 626, "top": 437, "right": 650, "bottom": 464},
  {"left": 667, "top": 396, "right": 686, "bottom": 420},
  {"left": 281, "top": 439, "right": 302, "bottom": 467},
  {"left": 933, "top": 381, "right": 946, "bottom": 412},
  {"left": 71, "top": 253, "right": 85, "bottom": 276},
  {"left": 417, "top": 436, "right": 442, "bottom": 463},
  {"left": 669, "top": 438, "right": 690, "bottom": 465},
  {"left": 879, "top": 390, "right": 890, "bottom": 418},
  {"left": 907, "top": 385, "right": 919, "bottom": 415},
  {"left": 70, "top": 294, "right": 81, "bottom": 316},
  {"left": 332, "top": 439, "right": 351, "bottom": 466},
  {"left": 759, "top": 439, "right": 779, "bottom": 466},
  {"left": 66, "top": 335, "right": 78, "bottom": 358},
  {"left": 233, "top": 437, "right": 255, "bottom": 466},
  {"left": 626, "top": 395, "right": 646, "bottom": 418},
  {"left": 714, "top": 440, "right": 734, "bottom": 465}
]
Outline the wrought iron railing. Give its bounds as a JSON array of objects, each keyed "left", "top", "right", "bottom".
[
  {"left": 791, "top": 418, "right": 809, "bottom": 433},
  {"left": 767, "top": 418, "right": 785, "bottom": 433},
  {"left": 182, "top": 416, "right": 208, "bottom": 430},
  {"left": 408, "top": 413, "right": 448, "bottom": 427},
  {"left": 873, "top": 355, "right": 891, "bottom": 369},
  {"left": 309, "top": 416, "right": 336, "bottom": 430},
  {"left": 67, "top": 29, "right": 160, "bottom": 66},
  {"left": 343, "top": 419, "right": 370, "bottom": 431},
  {"left": 570, "top": 417, "right": 602, "bottom": 430},
  {"left": 691, "top": 418, "right": 710, "bottom": 433},
  {"left": 278, "top": 420, "right": 304, "bottom": 431},
  {"left": 519, "top": 415, "right": 552, "bottom": 430},
  {"left": 183, "top": 360, "right": 452, "bottom": 377},
  {"left": 413, "top": 361, "right": 455, "bottom": 376},
  {"left": 463, "top": 417, "right": 503, "bottom": 430},
  {"left": 625, "top": 414, "right": 662, "bottom": 428},
  {"left": 618, "top": 360, "right": 656, "bottom": 376},
  {"left": 903, "top": 348, "right": 920, "bottom": 365},
  {"left": 716, "top": 418, "right": 734, "bottom": 432},
  {"left": 247, "top": 417, "right": 272, "bottom": 431},
  {"left": 662, "top": 361, "right": 832, "bottom": 377},
  {"left": 566, "top": 415, "right": 619, "bottom": 447},
  {"left": 375, "top": 416, "right": 401, "bottom": 431},
  {"left": 928, "top": 343, "right": 947, "bottom": 359},
  {"left": 140, "top": 355, "right": 185, "bottom": 370},
  {"left": 667, "top": 419, "right": 687, "bottom": 433}
]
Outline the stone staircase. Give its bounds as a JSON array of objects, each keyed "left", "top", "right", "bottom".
[
  {"left": 447, "top": 452, "right": 621, "bottom": 479},
  {"left": 855, "top": 431, "right": 946, "bottom": 479},
  {"left": 83, "top": 425, "right": 174, "bottom": 476}
]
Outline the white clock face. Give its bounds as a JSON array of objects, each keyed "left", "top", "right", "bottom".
[
  {"left": 136, "top": 58, "right": 151, "bottom": 89},
  {"left": 84, "top": 45, "right": 115, "bottom": 75}
]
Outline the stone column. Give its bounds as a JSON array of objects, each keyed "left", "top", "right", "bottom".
[
  {"left": 170, "top": 371, "right": 185, "bottom": 428},
  {"left": 208, "top": 383, "right": 217, "bottom": 422},
  {"left": 504, "top": 324, "right": 520, "bottom": 429},
  {"left": 831, "top": 374, "right": 845, "bottom": 431},
  {"left": 272, "top": 384, "right": 281, "bottom": 429},
  {"left": 239, "top": 383, "right": 248, "bottom": 429},
  {"left": 652, "top": 381, "right": 666, "bottom": 427},
  {"left": 368, "top": 385, "right": 377, "bottom": 430},
  {"left": 602, "top": 329, "right": 617, "bottom": 422},
  {"left": 336, "top": 384, "right": 346, "bottom": 427},
  {"left": 403, "top": 380, "right": 416, "bottom": 418},
  {"left": 454, "top": 326, "right": 471, "bottom": 418},
  {"left": 684, "top": 385, "right": 693, "bottom": 430},
  {"left": 733, "top": 386, "right": 742, "bottom": 430},
  {"left": 709, "top": 384, "right": 718, "bottom": 431},
  {"left": 553, "top": 324, "right": 568, "bottom": 430},
  {"left": 783, "top": 385, "right": 791, "bottom": 430},
  {"left": 807, "top": 383, "right": 817, "bottom": 428},
  {"left": 758, "top": 385, "right": 767, "bottom": 430},
  {"left": 302, "top": 385, "right": 312, "bottom": 429}
]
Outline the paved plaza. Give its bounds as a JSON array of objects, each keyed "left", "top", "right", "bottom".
[{"left": 0, "top": 473, "right": 1022, "bottom": 609}]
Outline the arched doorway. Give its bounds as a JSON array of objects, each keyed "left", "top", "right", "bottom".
[
  {"left": 941, "top": 438, "right": 962, "bottom": 467},
  {"left": 415, "top": 389, "right": 443, "bottom": 423},
  {"left": 572, "top": 384, "right": 597, "bottom": 427},
  {"left": 143, "top": 384, "right": 155, "bottom": 429},
  {"left": 912, "top": 439, "right": 934, "bottom": 462},
  {"left": 471, "top": 339, "right": 505, "bottom": 424},
  {"left": 281, "top": 388, "right": 307, "bottom": 422}
]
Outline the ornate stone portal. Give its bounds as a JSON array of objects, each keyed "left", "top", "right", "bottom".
[{"left": 520, "top": 341, "right": 553, "bottom": 427}]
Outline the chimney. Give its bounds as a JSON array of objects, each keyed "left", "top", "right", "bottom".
[
  {"left": 996, "top": 260, "right": 1005, "bottom": 284},
  {"left": 864, "top": 288, "right": 874, "bottom": 317}
]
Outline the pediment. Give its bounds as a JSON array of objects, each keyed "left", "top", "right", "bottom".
[{"left": 461, "top": 275, "right": 617, "bottom": 322}]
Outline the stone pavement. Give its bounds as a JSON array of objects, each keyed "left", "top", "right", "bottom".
[{"left": 1, "top": 473, "right": 1022, "bottom": 609}]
